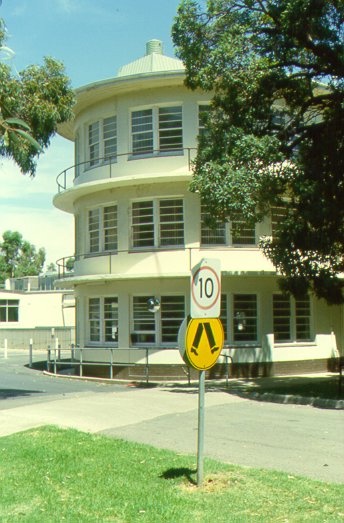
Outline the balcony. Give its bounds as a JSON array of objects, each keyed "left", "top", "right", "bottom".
[
  {"left": 56, "top": 148, "right": 197, "bottom": 194},
  {"left": 56, "top": 246, "right": 276, "bottom": 285}
]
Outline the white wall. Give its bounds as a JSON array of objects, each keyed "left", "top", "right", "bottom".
[{"left": 0, "top": 291, "right": 75, "bottom": 329}]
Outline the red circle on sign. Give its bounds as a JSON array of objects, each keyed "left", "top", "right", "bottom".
[{"left": 191, "top": 265, "right": 221, "bottom": 311}]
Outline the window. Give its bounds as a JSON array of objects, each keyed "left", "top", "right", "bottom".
[
  {"left": 131, "top": 199, "right": 184, "bottom": 249},
  {"left": 131, "top": 109, "right": 153, "bottom": 156},
  {"left": 131, "top": 295, "right": 185, "bottom": 345},
  {"left": 201, "top": 205, "right": 256, "bottom": 246},
  {"left": 271, "top": 205, "right": 287, "bottom": 238},
  {"left": 159, "top": 199, "right": 184, "bottom": 246},
  {"left": 160, "top": 296, "right": 185, "bottom": 343},
  {"left": 131, "top": 201, "right": 154, "bottom": 248},
  {"left": 88, "top": 297, "right": 118, "bottom": 344},
  {"left": 272, "top": 295, "right": 290, "bottom": 341},
  {"left": 159, "top": 107, "right": 183, "bottom": 152},
  {"left": 88, "top": 205, "right": 117, "bottom": 253},
  {"left": 87, "top": 116, "right": 117, "bottom": 167},
  {"left": 201, "top": 206, "right": 226, "bottom": 245},
  {"left": 88, "top": 121, "right": 100, "bottom": 167},
  {"left": 198, "top": 104, "right": 210, "bottom": 140},
  {"left": 273, "top": 294, "right": 311, "bottom": 342},
  {"left": 295, "top": 297, "right": 311, "bottom": 341},
  {"left": 233, "top": 294, "right": 257, "bottom": 342},
  {"left": 0, "top": 300, "right": 19, "bottom": 322},
  {"left": 220, "top": 294, "right": 228, "bottom": 342},
  {"left": 231, "top": 214, "right": 256, "bottom": 245},
  {"left": 131, "top": 106, "right": 183, "bottom": 156}
]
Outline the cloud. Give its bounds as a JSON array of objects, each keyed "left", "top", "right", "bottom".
[{"left": 56, "top": 0, "right": 79, "bottom": 14}]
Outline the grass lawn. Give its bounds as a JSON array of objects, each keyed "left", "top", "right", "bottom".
[{"left": 0, "top": 426, "right": 343, "bottom": 522}]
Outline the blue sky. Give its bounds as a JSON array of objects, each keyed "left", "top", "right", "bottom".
[{"left": 0, "top": 0, "right": 182, "bottom": 267}]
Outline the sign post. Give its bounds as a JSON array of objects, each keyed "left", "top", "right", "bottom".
[
  {"left": 178, "top": 259, "right": 223, "bottom": 486},
  {"left": 197, "top": 370, "right": 205, "bottom": 485}
]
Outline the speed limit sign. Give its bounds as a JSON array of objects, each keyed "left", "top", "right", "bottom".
[{"left": 191, "top": 258, "right": 221, "bottom": 318}]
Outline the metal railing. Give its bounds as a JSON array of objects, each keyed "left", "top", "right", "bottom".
[
  {"left": 46, "top": 345, "right": 193, "bottom": 384},
  {"left": 56, "top": 148, "right": 197, "bottom": 193},
  {"left": 56, "top": 246, "right": 195, "bottom": 279}
]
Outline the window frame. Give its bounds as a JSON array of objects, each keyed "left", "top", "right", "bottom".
[
  {"left": 198, "top": 103, "right": 211, "bottom": 140},
  {"left": 0, "top": 299, "right": 19, "bottom": 323},
  {"left": 87, "top": 296, "right": 119, "bottom": 346},
  {"left": 273, "top": 294, "right": 312, "bottom": 343},
  {"left": 87, "top": 205, "right": 118, "bottom": 254},
  {"left": 215, "top": 293, "right": 258, "bottom": 345},
  {"left": 131, "top": 198, "right": 185, "bottom": 250},
  {"left": 232, "top": 294, "right": 258, "bottom": 343},
  {"left": 201, "top": 205, "right": 256, "bottom": 247},
  {"left": 131, "top": 294, "right": 185, "bottom": 347},
  {"left": 130, "top": 105, "right": 183, "bottom": 158},
  {"left": 86, "top": 115, "right": 117, "bottom": 168}
]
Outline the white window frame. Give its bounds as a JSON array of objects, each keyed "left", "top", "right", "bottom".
[
  {"left": 198, "top": 103, "right": 211, "bottom": 140},
  {"left": 273, "top": 294, "right": 312, "bottom": 343},
  {"left": 87, "top": 115, "right": 117, "bottom": 168},
  {"left": 130, "top": 105, "right": 183, "bottom": 157},
  {"left": 232, "top": 294, "right": 258, "bottom": 343},
  {"left": 207, "top": 293, "right": 258, "bottom": 345},
  {"left": 0, "top": 299, "right": 19, "bottom": 322},
  {"left": 271, "top": 205, "right": 287, "bottom": 238},
  {"left": 131, "top": 294, "right": 185, "bottom": 347},
  {"left": 201, "top": 205, "right": 256, "bottom": 246},
  {"left": 88, "top": 296, "right": 119, "bottom": 345},
  {"left": 88, "top": 205, "right": 118, "bottom": 254},
  {"left": 131, "top": 198, "right": 184, "bottom": 249}
]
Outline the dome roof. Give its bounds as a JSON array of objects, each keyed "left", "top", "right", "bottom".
[{"left": 117, "top": 39, "right": 184, "bottom": 77}]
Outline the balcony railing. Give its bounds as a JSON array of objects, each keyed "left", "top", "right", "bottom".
[{"left": 56, "top": 148, "right": 197, "bottom": 193}]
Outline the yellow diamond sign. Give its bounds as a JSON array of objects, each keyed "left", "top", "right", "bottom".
[{"left": 185, "top": 318, "right": 224, "bottom": 371}]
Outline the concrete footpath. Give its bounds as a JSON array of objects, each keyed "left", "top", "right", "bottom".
[{"left": 0, "top": 353, "right": 343, "bottom": 484}]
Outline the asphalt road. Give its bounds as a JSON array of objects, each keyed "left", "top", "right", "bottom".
[{"left": 1, "top": 351, "right": 343, "bottom": 484}]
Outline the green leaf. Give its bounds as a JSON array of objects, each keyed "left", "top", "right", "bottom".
[
  {"left": 14, "top": 129, "right": 43, "bottom": 152},
  {"left": 5, "top": 117, "right": 32, "bottom": 131}
]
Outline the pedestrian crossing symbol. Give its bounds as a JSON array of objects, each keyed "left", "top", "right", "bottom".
[{"left": 184, "top": 318, "right": 224, "bottom": 371}]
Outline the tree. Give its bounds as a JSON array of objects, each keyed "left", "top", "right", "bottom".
[
  {"left": 173, "top": 0, "right": 344, "bottom": 304},
  {"left": 0, "top": 231, "right": 45, "bottom": 282},
  {"left": 46, "top": 262, "right": 57, "bottom": 273},
  {"left": 65, "top": 257, "right": 75, "bottom": 272},
  {"left": 0, "top": 18, "right": 74, "bottom": 175}
]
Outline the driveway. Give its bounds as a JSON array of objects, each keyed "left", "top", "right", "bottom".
[{"left": 1, "top": 351, "right": 343, "bottom": 484}]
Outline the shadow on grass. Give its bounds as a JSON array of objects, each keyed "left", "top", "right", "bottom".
[{"left": 160, "top": 467, "right": 197, "bottom": 485}]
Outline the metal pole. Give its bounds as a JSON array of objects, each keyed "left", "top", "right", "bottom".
[
  {"left": 145, "top": 348, "right": 149, "bottom": 384},
  {"left": 80, "top": 348, "right": 83, "bottom": 377},
  {"left": 197, "top": 370, "right": 205, "bottom": 486},
  {"left": 110, "top": 349, "right": 113, "bottom": 380},
  {"left": 29, "top": 339, "right": 33, "bottom": 368}
]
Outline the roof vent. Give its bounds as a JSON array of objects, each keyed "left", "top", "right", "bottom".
[{"left": 146, "top": 39, "right": 163, "bottom": 56}]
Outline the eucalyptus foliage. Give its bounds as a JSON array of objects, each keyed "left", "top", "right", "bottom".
[
  {"left": 0, "top": 18, "right": 74, "bottom": 176},
  {"left": 173, "top": 0, "right": 344, "bottom": 303},
  {"left": 0, "top": 230, "right": 45, "bottom": 282}
]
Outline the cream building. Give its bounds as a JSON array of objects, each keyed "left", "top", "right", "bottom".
[
  {"left": 0, "top": 276, "right": 75, "bottom": 351},
  {"left": 54, "top": 40, "right": 342, "bottom": 379}
]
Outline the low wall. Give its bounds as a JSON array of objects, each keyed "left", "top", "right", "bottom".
[{"left": 0, "top": 327, "right": 75, "bottom": 351}]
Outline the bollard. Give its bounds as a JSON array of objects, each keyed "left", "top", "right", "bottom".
[
  {"left": 29, "top": 338, "right": 33, "bottom": 368},
  {"left": 55, "top": 337, "right": 60, "bottom": 361}
]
